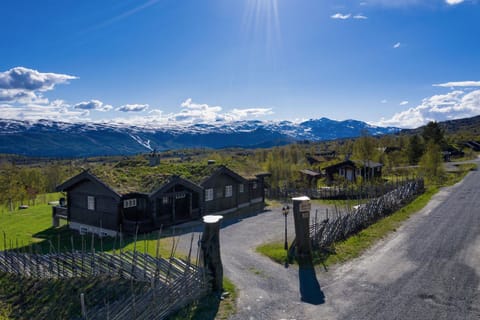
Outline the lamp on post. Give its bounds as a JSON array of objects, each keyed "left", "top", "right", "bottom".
[{"left": 282, "top": 205, "right": 290, "bottom": 251}]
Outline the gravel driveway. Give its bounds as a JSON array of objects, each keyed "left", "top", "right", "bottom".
[{"left": 174, "top": 162, "right": 480, "bottom": 319}]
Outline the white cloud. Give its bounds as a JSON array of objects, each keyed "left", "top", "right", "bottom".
[
  {"left": 381, "top": 99, "right": 388, "bottom": 104},
  {"left": 433, "top": 81, "right": 480, "bottom": 88},
  {"left": 331, "top": 13, "right": 352, "bottom": 19},
  {"left": 74, "top": 99, "right": 113, "bottom": 112},
  {"left": 227, "top": 108, "right": 274, "bottom": 119},
  {"left": 376, "top": 88, "right": 480, "bottom": 128},
  {"left": 0, "top": 100, "right": 89, "bottom": 122},
  {"left": 0, "top": 67, "right": 77, "bottom": 91},
  {"left": 445, "top": 0, "right": 464, "bottom": 5},
  {"left": 0, "top": 67, "right": 77, "bottom": 105},
  {"left": 110, "top": 99, "right": 275, "bottom": 126},
  {"left": 353, "top": 14, "right": 368, "bottom": 19},
  {"left": 399, "top": 100, "right": 409, "bottom": 106},
  {"left": 393, "top": 42, "right": 401, "bottom": 49},
  {"left": 116, "top": 103, "right": 149, "bottom": 112}
]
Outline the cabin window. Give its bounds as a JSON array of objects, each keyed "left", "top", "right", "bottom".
[
  {"left": 162, "top": 196, "right": 169, "bottom": 205},
  {"left": 175, "top": 192, "right": 186, "bottom": 199},
  {"left": 239, "top": 184, "right": 244, "bottom": 193},
  {"left": 123, "top": 198, "right": 137, "bottom": 208},
  {"left": 205, "top": 188, "right": 214, "bottom": 201},
  {"left": 225, "top": 185, "right": 233, "bottom": 198},
  {"left": 339, "top": 168, "right": 344, "bottom": 176},
  {"left": 252, "top": 182, "right": 257, "bottom": 189},
  {"left": 87, "top": 196, "right": 95, "bottom": 211}
]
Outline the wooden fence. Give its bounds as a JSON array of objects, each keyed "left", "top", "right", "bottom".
[
  {"left": 269, "top": 179, "right": 415, "bottom": 201},
  {"left": 0, "top": 235, "right": 210, "bottom": 320},
  {"left": 309, "top": 179, "right": 424, "bottom": 251}
]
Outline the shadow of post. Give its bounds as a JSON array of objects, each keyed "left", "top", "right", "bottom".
[{"left": 298, "top": 260, "right": 325, "bottom": 305}]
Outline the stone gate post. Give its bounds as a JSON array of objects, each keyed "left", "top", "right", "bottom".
[
  {"left": 292, "top": 196, "right": 313, "bottom": 265},
  {"left": 200, "top": 215, "right": 224, "bottom": 293}
]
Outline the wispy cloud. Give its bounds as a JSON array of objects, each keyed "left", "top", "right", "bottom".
[
  {"left": 399, "top": 100, "right": 409, "bottom": 106},
  {"left": 331, "top": 13, "right": 368, "bottom": 20},
  {"left": 116, "top": 104, "right": 149, "bottom": 112},
  {"left": 381, "top": 99, "right": 388, "bottom": 104},
  {"left": 433, "top": 81, "right": 480, "bottom": 87},
  {"left": 445, "top": 0, "right": 464, "bottom": 5},
  {"left": 353, "top": 14, "right": 368, "bottom": 19},
  {"left": 393, "top": 42, "right": 401, "bottom": 49},
  {"left": 85, "top": 0, "right": 161, "bottom": 32},
  {"left": 376, "top": 86, "right": 480, "bottom": 128},
  {"left": 331, "top": 13, "right": 352, "bottom": 20}
]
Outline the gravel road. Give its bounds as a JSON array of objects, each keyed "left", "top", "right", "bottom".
[
  {"left": 316, "top": 164, "right": 480, "bottom": 320},
  {"left": 176, "top": 162, "right": 480, "bottom": 319}
]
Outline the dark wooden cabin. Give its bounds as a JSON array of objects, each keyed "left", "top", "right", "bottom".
[
  {"left": 150, "top": 176, "right": 203, "bottom": 228},
  {"left": 54, "top": 165, "right": 267, "bottom": 236},
  {"left": 323, "top": 160, "right": 382, "bottom": 184},
  {"left": 55, "top": 171, "right": 122, "bottom": 237},
  {"left": 201, "top": 166, "right": 251, "bottom": 216}
]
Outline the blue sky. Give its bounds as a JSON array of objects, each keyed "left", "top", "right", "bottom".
[{"left": 1, "top": 0, "right": 480, "bottom": 128}]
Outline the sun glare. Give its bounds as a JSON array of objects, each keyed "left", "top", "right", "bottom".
[{"left": 243, "top": 0, "right": 282, "bottom": 51}]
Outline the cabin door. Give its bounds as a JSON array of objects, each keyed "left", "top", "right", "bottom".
[
  {"left": 174, "top": 192, "right": 191, "bottom": 221},
  {"left": 346, "top": 169, "right": 354, "bottom": 182}
]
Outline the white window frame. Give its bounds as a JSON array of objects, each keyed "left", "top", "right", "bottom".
[
  {"left": 87, "top": 196, "right": 95, "bottom": 211},
  {"left": 175, "top": 192, "right": 186, "bottom": 199},
  {"left": 205, "top": 188, "right": 214, "bottom": 201},
  {"left": 225, "top": 185, "right": 233, "bottom": 198},
  {"left": 239, "top": 184, "right": 244, "bottom": 193},
  {"left": 123, "top": 198, "right": 137, "bottom": 208},
  {"left": 162, "top": 196, "right": 169, "bottom": 205}
]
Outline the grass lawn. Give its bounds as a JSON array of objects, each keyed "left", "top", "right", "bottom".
[{"left": 0, "top": 195, "right": 237, "bottom": 320}]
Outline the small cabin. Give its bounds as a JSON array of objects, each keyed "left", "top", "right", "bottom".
[
  {"left": 323, "top": 160, "right": 382, "bottom": 184},
  {"left": 54, "top": 165, "right": 268, "bottom": 236}
]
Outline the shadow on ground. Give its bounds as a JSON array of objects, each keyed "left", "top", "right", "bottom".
[{"left": 298, "top": 265, "right": 325, "bottom": 305}]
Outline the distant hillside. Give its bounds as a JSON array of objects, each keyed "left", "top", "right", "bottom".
[
  {"left": 0, "top": 118, "right": 398, "bottom": 157},
  {"left": 402, "top": 115, "right": 480, "bottom": 137}
]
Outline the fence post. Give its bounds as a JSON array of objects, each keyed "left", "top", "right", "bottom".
[
  {"left": 292, "top": 196, "right": 313, "bottom": 266},
  {"left": 80, "top": 293, "right": 87, "bottom": 320},
  {"left": 200, "top": 215, "right": 223, "bottom": 294}
]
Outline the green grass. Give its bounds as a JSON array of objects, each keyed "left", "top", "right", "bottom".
[
  {"left": 0, "top": 273, "right": 148, "bottom": 320},
  {"left": 0, "top": 199, "right": 181, "bottom": 259},
  {"left": 256, "top": 243, "right": 288, "bottom": 265},
  {"left": 169, "top": 277, "right": 237, "bottom": 320},
  {"left": 320, "top": 186, "right": 437, "bottom": 266},
  {"left": 0, "top": 192, "right": 63, "bottom": 214},
  {"left": 257, "top": 187, "right": 438, "bottom": 267}
]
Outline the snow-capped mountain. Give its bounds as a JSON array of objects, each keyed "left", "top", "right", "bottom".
[{"left": 0, "top": 118, "right": 399, "bottom": 157}]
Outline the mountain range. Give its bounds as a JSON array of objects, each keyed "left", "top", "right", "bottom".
[{"left": 0, "top": 118, "right": 399, "bottom": 157}]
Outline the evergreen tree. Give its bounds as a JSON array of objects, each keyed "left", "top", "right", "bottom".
[
  {"left": 422, "top": 121, "right": 445, "bottom": 146},
  {"left": 407, "top": 134, "right": 424, "bottom": 165}
]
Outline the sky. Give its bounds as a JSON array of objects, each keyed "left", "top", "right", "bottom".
[{"left": 1, "top": 0, "right": 480, "bottom": 128}]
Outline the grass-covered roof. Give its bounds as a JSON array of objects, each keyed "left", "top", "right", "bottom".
[{"left": 84, "top": 156, "right": 262, "bottom": 195}]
